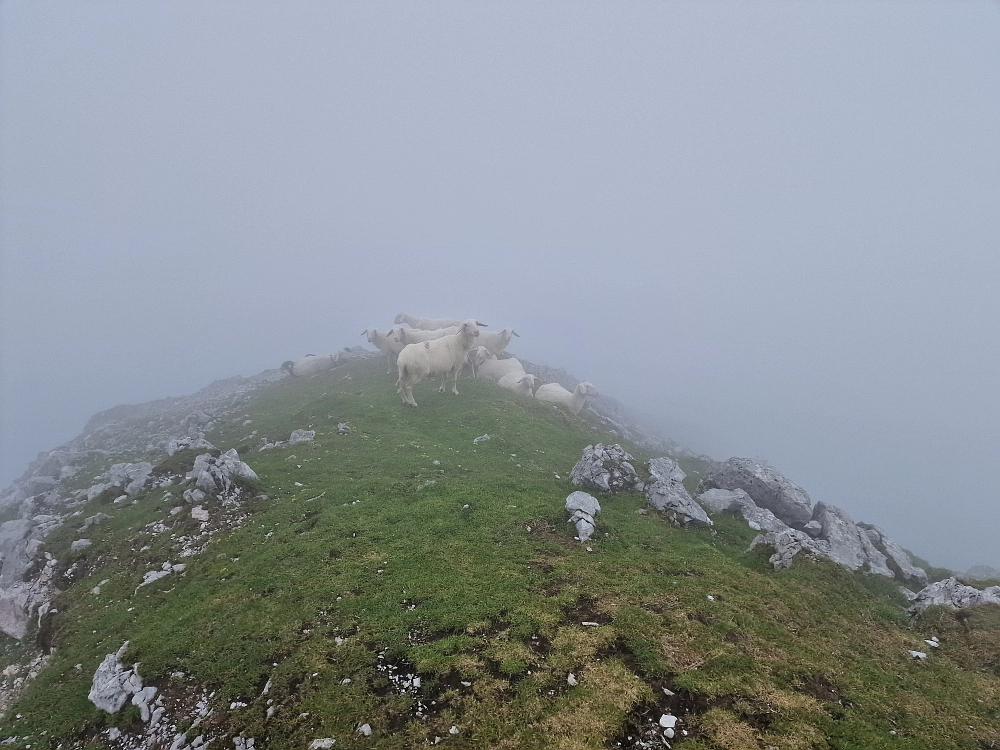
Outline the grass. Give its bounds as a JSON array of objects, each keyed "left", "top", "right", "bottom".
[{"left": 1, "top": 357, "right": 998, "bottom": 748}]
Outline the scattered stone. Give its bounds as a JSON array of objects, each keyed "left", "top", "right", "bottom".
[
  {"left": 659, "top": 714, "right": 677, "bottom": 729},
  {"left": 288, "top": 430, "right": 316, "bottom": 445},
  {"left": 167, "top": 437, "right": 215, "bottom": 456},
  {"left": 188, "top": 449, "right": 257, "bottom": 495},
  {"left": 337, "top": 422, "right": 351, "bottom": 435},
  {"left": 567, "top": 673, "right": 578, "bottom": 686},
  {"left": 473, "top": 434, "right": 490, "bottom": 444},
  {"left": 71, "top": 539, "right": 92, "bottom": 551},
  {"left": 645, "top": 457, "right": 711, "bottom": 526},
  {"left": 909, "top": 650, "right": 927, "bottom": 660},
  {"left": 357, "top": 724, "right": 372, "bottom": 736},
  {"left": 449, "top": 726, "right": 459, "bottom": 735},
  {"left": 81, "top": 512, "right": 112, "bottom": 531},
  {"left": 308, "top": 740, "right": 336, "bottom": 750},
  {"left": 183, "top": 489, "right": 207, "bottom": 505},
  {"left": 700, "top": 457, "right": 814, "bottom": 528},
  {"left": 191, "top": 506, "right": 210, "bottom": 522},
  {"left": 570, "top": 443, "right": 642, "bottom": 494}
]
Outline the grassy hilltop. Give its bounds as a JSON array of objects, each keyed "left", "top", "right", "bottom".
[{"left": 1, "top": 357, "right": 998, "bottom": 749}]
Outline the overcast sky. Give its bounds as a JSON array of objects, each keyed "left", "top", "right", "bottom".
[{"left": 2, "top": 1, "right": 998, "bottom": 571}]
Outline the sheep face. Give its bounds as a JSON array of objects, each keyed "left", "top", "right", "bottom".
[
  {"left": 578, "top": 381, "right": 599, "bottom": 398},
  {"left": 394, "top": 313, "right": 407, "bottom": 325},
  {"left": 391, "top": 326, "right": 408, "bottom": 343}
]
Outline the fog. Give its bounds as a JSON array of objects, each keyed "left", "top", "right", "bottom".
[{"left": 2, "top": 2, "right": 998, "bottom": 571}]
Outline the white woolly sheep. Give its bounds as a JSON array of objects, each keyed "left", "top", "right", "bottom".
[
  {"left": 282, "top": 354, "right": 340, "bottom": 377},
  {"left": 396, "top": 320, "right": 482, "bottom": 407},
  {"left": 475, "top": 328, "right": 519, "bottom": 357},
  {"left": 394, "top": 313, "right": 487, "bottom": 331},
  {"left": 497, "top": 372, "right": 540, "bottom": 397},
  {"left": 393, "top": 326, "right": 460, "bottom": 346},
  {"left": 362, "top": 327, "right": 407, "bottom": 374},
  {"left": 534, "top": 381, "right": 599, "bottom": 415},
  {"left": 465, "top": 346, "right": 492, "bottom": 377},
  {"left": 475, "top": 353, "right": 525, "bottom": 382}
]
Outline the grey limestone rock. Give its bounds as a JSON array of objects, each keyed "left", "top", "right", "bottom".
[
  {"left": 696, "top": 488, "right": 745, "bottom": 513},
  {"left": 82, "top": 512, "right": 112, "bottom": 531},
  {"left": 700, "top": 458, "right": 813, "bottom": 528},
  {"left": 858, "top": 523, "right": 928, "bottom": 586},
  {"left": 749, "top": 528, "right": 834, "bottom": 571},
  {"left": 88, "top": 642, "right": 143, "bottom": 714},
  {"left": 188, "top": 449, "right": 257, "bottom": 495},
  {"left": 811, "top": 503, "right": 893, "bottom": 578},
  {"left": 288, "top": 429, "right": 316, "bottom": 444},
  {"left": 570, "top": 444, "right": 642, "bottom": 494},
  {"left": 909, "top": 577, "right": 1000, "bottom": 613},
  {"left": 71, "top": 539, "right": 92, "bottom": 551},
  {"left": 565, "top": 491, "right": 601, "bottom": 542},
  {"left": 803, "top": 520, "right": 823, "bottom": 537},
  {"left": 167, "top": 437, "right": 215, "bottom": 456},
  {"left": 729, "top": 493, "right": 789, "bottom": 533},
  {"left": 106, "top": 462, "right": 155, "bottom": 496},
  {"left": 645, "top": 458, "right": 711, "bottom": 527},
  {"left": 965, "top": 565, "right": 1000, "bottom": 581}
]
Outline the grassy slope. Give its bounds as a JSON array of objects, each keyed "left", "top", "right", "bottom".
[{"left": 1, "top": 357, "right": 998, "bottom": 749}]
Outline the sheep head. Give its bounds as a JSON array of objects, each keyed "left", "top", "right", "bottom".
[
  {"left": 577, "top": 381, "right": 599, "bottom": 398},
  {"left": 468, "top": 346, "right": 491, "bottom": 367},
  {"left": 391, "top": 326, "right": 408, "bottom": 343},
  {"left": 458, "top": 320, "right": 481, "bottom": 342},
  {"left": 394, "top": 312, "right": 408, "bottom": 325}
]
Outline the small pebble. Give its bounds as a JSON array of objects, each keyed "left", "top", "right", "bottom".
[{"left": 567, "top": 673, "right": 578, "bottom": 686}]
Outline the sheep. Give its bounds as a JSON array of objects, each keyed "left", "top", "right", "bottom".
[
  {"left": 395, "top": 313, "right": 487, "bottom": 331},
  {"left": 362, "top": 327, "right": 407, "bottom": 374},
  {"left": 534, "top": 381, "right": 599, "bottom": 415},
  {"left": 392, "top": 325, "right": 460, "bottom": 346},
  {"left": 282, "top": 353, "right": 340, "bottom": 377},
  {"left": 475, "top": 328, "right": 519, "bottom": 357},
  {"left": 475, "top": 353, "right": 525, "bottom": 382},
  {"left": 497, "top": 372, "right": 540, "bottom": 397},
  {"left": 396, "top": 320, "right": 481, "bottom": 407}
]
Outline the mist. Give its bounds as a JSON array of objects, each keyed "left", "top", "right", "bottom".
[{"left": 2, "top": 1, "right": 998, "bottom": 572}]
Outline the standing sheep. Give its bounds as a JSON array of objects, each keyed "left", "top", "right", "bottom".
[
  {"left": 476, "top": 328, "right": 519, "bottom": 357},
  {"left": 362, "top": 327, "right": 407, "bottom": 374},
  {"left": 534, "top": 381, "right": 599, "bottom": 415},
  {"left": 396, "top": 320, "right": 482, "bottom": 407},
  {"left": 395, "top": 313, "right": 486, "bottom": 331}
]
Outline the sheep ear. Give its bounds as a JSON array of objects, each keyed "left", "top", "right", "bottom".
[
  {"left": 512, "top": 330, "right": 520, "bottom": 337},
  {"left": 476, "top": 321, "right": 488, "bottom": 327}
]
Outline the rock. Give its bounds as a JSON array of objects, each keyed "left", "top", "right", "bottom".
[
  {"left": 86, "top": 483, "right": 109, "bottom": 501},
  {"left": 167, "top": 437, "right": 215, "bottom": 456},
  {"left": 659, "top": 714, "right": 677, "bottom": 729},
  {"left": 188, "top": 449, "right": 257, "bottom": 495},
  {"left": 357, "top": 724, "right": 372, "bottom": 736},
  {"left": 645, "top": 458, "right": 711, "bottom": 527},
  {"left": 696, "top": 488, "right": 745, "bottom": 513},
  {"left": 106, "top": 462, "right": 155, "bottom": 496},
  {"left": 908, "top": 650, "right": 927, "bottom": 660},
  {"left": 473, "top": 434, "right": 490, "bottom": 444},
  {"left": 700, "top": 458, "right": 813, "bottom": 528},
  {"left": 566, "top": 491, "right": 601, "bottom": 542},
  {"left": 71, "top": 539, "right": 92, "bottom": 551},
  {"left": 288, "top": 429, "right": 316, "bottom": 444},
  {"left": 131, "top": 685, "right": 158, "bottom": 722},
  {"left": 565, "top": 491, "right": 601, "bottom": 517},
  {"left": 909, "top": 577, "right": 1000, "bottom": 613},
  {"left": 81, "top": 512, "right": 112, "bottom": 531},
  {"left": 191, "top": 506, "right": 210, "bottom": 522},
  {"left": 567, "top": 673, "right": 578, "bottom": 686},
  {"left": 0, "top": 520, "right": 35, "bottom": 587},
  {"left": 183, "top": 488, "right": 206, "bottom": 505},
  {"left": 308, "top": 741, "right": 336, "bottom": 750},
  {"left": 570, "top": 444, "right": 642, "bottom": 494},
  {"left": 811, "top": 503, "right": 893, "bottom": 577},
  {"left": 803, "top": 520, "right": 823, "bottom": 537},
  {"left": 749, "top": 529, "right": 834, "bottom": 571},
  {"left": 88, "top": 642, "right": 142, "bottom": 713},
  {"left": 858, "top": 523, "right": 928, "bottom": 586},
  {"left": 728, "top": 493, "right": 789, "bottom": 533}
]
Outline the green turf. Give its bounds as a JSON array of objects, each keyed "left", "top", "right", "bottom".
[{"left": 1, "top": 358, "right": 997, "bottom": 748}]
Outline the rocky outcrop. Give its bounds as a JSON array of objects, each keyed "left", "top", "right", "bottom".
[
  {"left": 749, "top": 529, "right": 834, "bottom": 571},
  {"left": 288, "top": 429, "right": 316, "bottom": 445},
  {"left": 858, "top": 523, "right": 928, "bottom": 586},
  {"left": 187, "top": 450, "right": 258, "bottom": 496},
  {"left": 565, "top": 491, "right": 601, "bottom": 542},
  {"left": 909, "top": 577, "right": 1000, "bottom": 613},
  {"left": 645, "top": 458, "right": 711, "bottom": 527},
  {"left": 570, "top": 444, "right": 642, "bottom": 494},
  {"left": 695, "top": 488, "right": 787, "bottom": 532},
  {"left": 965, "top": 565, "right": 1000, "bottom": 581},
  {"left": 89, "top": 642, "right": 145, "bottom": 713},
  {"left": 699, "top": 458, "right": 814, "bottom": 528},
  {"left": 810, "top": 503, "right": 893, "bottom": 578},
  {"left": 696, "top": 488, "right": 746, "bottom": 513}
]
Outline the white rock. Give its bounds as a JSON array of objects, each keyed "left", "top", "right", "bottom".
[
  {"left": 308, "top": 741, "right": 336, "bottom": 750},
  {"left": 449, "top": 726, "right": 459, "bottom": 735},
  {"left": 191, "top": 506, "right": 210, "bottom": 522},
  {"left": 71, "top": 539, "right": 92, "bottom": 551},
  {"left": 567, "top": 673, "right": 578, "bottom": 686},
  {"left": 658, "top": 714, "right": 677, "bottom": 729},
  {"left": 357, "top": 723, "right": 372, "bottom": 736},
  {"left": 909, "top": 650, "right": 927, "bottom": 660}
]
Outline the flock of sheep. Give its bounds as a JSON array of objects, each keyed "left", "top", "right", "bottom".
[{"left": 342, "top": 312, "right": 599, "bottom": 412}]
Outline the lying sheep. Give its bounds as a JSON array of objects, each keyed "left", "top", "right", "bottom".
[
  {"left": 395, "top": 313, "right": 486, "bottom": 331},
  {"left": 362, "top": 327, "right": 408, "bottom": 374},
  {"left": 475, "top": 352, "right": 526, "bottom": 382},
  {"left": 396, "top": 320, "right": 481, "bottom": 407},
  {"left": 281, "top": 354, "right": 340, "bottom": 377},
  {"left": 534, "top": 381, "right": 599, "bottom": 415},
  {"left": 466, "top": 346, "right": 492, "bottom": 377},
  {"left": 476, "top": 328, "right": 519, "bottom": 357},
  {"left": 497, "top": 372, "right": 540, "bottom": 397}
]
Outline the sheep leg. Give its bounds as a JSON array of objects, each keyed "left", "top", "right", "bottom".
[
  {"left": 438, "top": 373, "right": 448, "bottom": 393},
  {"left": 451, "top": 368, "right": 460, "bottom": 395}
]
